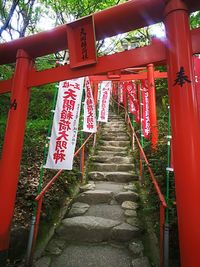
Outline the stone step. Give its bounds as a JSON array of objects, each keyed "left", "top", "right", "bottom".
[
  {"left": 75, "top": 190, "right": 113, "bottom": 205},
  {"left": 56, "top": 216, "right": 141, "bottom": 242},
  {"left": 99, "top": 146, "right": 128, "bottom": 152},
  {"left": 91, "top": 155, "right": 133, "bottom": 164},
  {"left": 102, "top": 140, "right": 130, "bottom": 147},
  {"left": 102, "top": 135, "right": 129, "bottom": 141},
  {"left": 91, "top": 163, "right": 134, "bottom": 172},
  {"left": 66, "top": 202, "right": 90, "bottom": 218},
  {"left": 89, "top": 171, "right": 138, "bottom": 182},
  {"left": 115, "top": 191, "right": 139, "bottom": 204},
  {"left": 103, "top": 129, "right": 126, "bottom": 134},
  {"left": 95, "top": 181, "right": 125, "bottom": 193},
  {"left": 132, "top": 257, "right": 151, "bottom": 267},
  {"left": 104, "top": 123, "right": 125, "bottom": 127},
  {"left": 97, "top": 151, "right": 127, "bottom": 157},
  {"left": 50, "top": 243, "right": 133, "bottom": 267},
  {"left": 85, "top": 204, "right": 125, "bottom": 222},
  {"left": 103, "top": 123, "right": 125, "bottom": 127},
  {"left": 103, "top": 126, "right": 126, "bottom": 130}
]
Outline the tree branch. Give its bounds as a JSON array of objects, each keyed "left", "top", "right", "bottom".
[{"left": 0, "top": 0, "right": 20, "bottom": 38}]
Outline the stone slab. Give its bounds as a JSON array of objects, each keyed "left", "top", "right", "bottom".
[
  {"left": 128, "top": 241, "right": 144, "bottom": 257},
  {"left": 122, "top": 201, "right": 138, "bottom": 210},
  {"left": 102, "top": 135, "right": 129, "bottom": 141},
  {"left": 56, "top": 216, "right": 120, "bottom": 242},
  {"left": 91, "top": 155, "right": 132, "bottom": 164},
  {"left": 46, "top": 238, "right": 65, "bottom": 255},
  {"left": 111, "top": 223, "right": 141, "bottom": 241},
  {"left": 123, "top": 184, "right": 137, "bottom": 192},
  {"left": 100, "top": 146, "right": 127, "bottom": 152},
  {"left": 106, "top": 172, "right": 138, "bottom": 183},
  {"left": 115, "top": 191, "right": 139, "bottom": 204},
  {"left": 124, "top": 210, "right": 137, "bottom": 217},
  {"left": 102, "top": 141, "right": 130, "bottom": 147},
  {"left": 95, "top": 181, "right": 124, "bottom": 193},
  {"left": 67, "top": 202, "right": 90, "bottom": 217},
  {"left": 97, "top": 151, "right": 127, "bottom": 157},
  {"left": 85, "top": 204, "right": 125, "bottom": 222},
  {"left": 79, "top": 183, "right": 95, "bottom": 192},
  {"left": 89, "top": 171, "right": 137, "bottom": 182},
  {"left": 51, "top": 244, "right": 132, "bottom": 267},
  {"left": 75, "top": 190, "right": 113, "bottom": 204},
  {"left": 34, "top": 256, "right": 51, "bottom": 267},
  {"left": 92, "top": 163, "right": 134, "bottom": 172},
  {"left": 132, "top": 257, "right": 150, "bottom": 267},
  {"left": 126, "top": 217, "right": 140, "bottom": 228}
]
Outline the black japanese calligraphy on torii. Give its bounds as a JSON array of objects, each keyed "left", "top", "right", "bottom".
[{"left": 174, "top": 66, "right": 191, "bottom": 87}]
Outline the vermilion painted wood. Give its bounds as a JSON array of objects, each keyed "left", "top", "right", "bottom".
[
  {"left": 0, "top": 50, "right": 33, "bottom": 251},
  {"left": 1, "top": 25, "right": 200, "bottom": 94},
  {"left": 89, "top": 71, "right": 168, "bottom": 81},
  {"left": 0, "top": 0, "right": 199, "bottom": 65},
  {"left": 147, "top": 64, "right": 158, "bottom": 149},
  {"left": 164, "top": 1, "right": 200, "bottom": 266},
  {"left": 0, "top": 40, "right": 167, "bottom": 94}
]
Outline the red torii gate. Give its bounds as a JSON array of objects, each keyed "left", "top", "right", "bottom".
[{"left": 0, "top": 0, "right": 200, "bottom": 266}]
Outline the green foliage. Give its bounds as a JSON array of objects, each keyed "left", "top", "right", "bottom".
[
  {"left": 0, "top": 64, "right": 13, "bottom": 79},
  {"left": 29, "top": 84, "right": 55, "bottom": 120},
  {"left": 190, "top": 11, "right": 200, "bottom": 29},
  {"left": 42, "top": 0, "right": 125, "bottom": 22}
]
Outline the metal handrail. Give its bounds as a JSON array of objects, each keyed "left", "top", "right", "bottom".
[
  {"left": 112, "top": 97, "right": 167, "bottom": 267},
  {"left": 35, "top": 132, "right": 94, "bottom": 201},
  {"left": 112, "top": 97, "right": 167, "bottom": 207},
  {"left": 26, "top": 131, "right": 96, "bottom": 266}
]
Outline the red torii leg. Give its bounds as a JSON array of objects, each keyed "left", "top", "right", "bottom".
[
  {"left": 147, "top": 64, "right": 158, "bottom": 149},
  {"left": 165, "top": 1, "right": 200, "bottom": 266},
  {"left": 0, "top": 50, "right": 33, "bottom": 264}
]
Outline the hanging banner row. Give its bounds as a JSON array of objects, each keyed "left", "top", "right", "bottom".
[
  {"left": 44, "top": 77, "right": 153, "bottom": 170},
  {"left": 45, "top": 77, "right": 111, "bottom": 170}
]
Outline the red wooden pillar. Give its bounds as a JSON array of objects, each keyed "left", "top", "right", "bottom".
[
  {"left": 164, "top": 1, "right": 200, "bottom": 266},
  {"left": 147, "top": 64, "right": 158, "bottom": 149},
  {"left": 0, "top": 49, "right": 33, "bottom": 262}
]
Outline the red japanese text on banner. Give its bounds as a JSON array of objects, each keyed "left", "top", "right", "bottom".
[
  {"left": 98, "top": 81, "right": 111, "bottom": 122},
  {"left": 141, "top": 80, "right": 151, "bottom": 139},
  {"left": 125, "top": 81, "right": 140, "bottom": 123},
  {"left": 45, "top": 77, "right": 85, "bottom": 170},
  {"left": 83, "top": 77, "right": 97, "bottom": 133},
  {"left": 194, "top": 56, "right": 200, "bottom": 116}
]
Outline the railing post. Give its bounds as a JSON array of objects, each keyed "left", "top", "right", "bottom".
[
  {"left": 0, "top": 49, "right": 33, "bottom": 265},
  {"left": 93, "top": 133, "right": 97, "bottom": 148},
  {"left": 160, "top": 204, "right": 165, "bottom": 267},
  {"left": 81, "top": 145, "right": 85, "bottom": 183},
  {"left": 163, "top": 223, "right": 169, "bottom": 267},
  {"left": 26, "top": 198, "right": 43, "bottom": 266}
]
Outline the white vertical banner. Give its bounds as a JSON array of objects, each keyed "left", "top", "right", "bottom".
[
  {"left": 45, "top": 77, "right": 85, "bottom": 170},
  {"left": 98, "top": 81, "right": 111, "bottom": 122},
  {"left": 83, "top": 77, "right": 97, "bottom": 133}
]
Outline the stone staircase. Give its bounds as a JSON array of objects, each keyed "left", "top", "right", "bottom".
[{"left": 34, "top": 114, "right": 151, "bottom": 267}]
